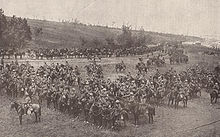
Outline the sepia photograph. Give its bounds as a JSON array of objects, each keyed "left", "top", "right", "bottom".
[{"left": 0, "top": 0, "right": 220, "bottom": 137}]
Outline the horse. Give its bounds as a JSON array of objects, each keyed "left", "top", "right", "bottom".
[
  {"left": 174, "top": 93, "right": 188, "bottom": 108},
  {"left": 128, "top": 102, "right": 155, "bottom": 125},
  {"left": 115, "top": 63, "right": 126, "bottom": 72},
  {"left": 101, "top": 106, "right": 112, "bottom": 128},
  {"left": 59, "top": 94, "right": 69, "bottom": 113},
  {"left": 10, "top": 101, "right": 41, "bottom": 125},
  {"left": 8, "top": 82, "right": 18, "bottom": 98},
  {"left": 119, "top": 108, "right": 129, "bottom": 127},
  {"left": 154, "top": 91, "right": 163, "bottom": 106},
  {"left": 89, "top": 102, "right": 103, "bottom": 127},
  {"left": 46, "top": 91, "right": 53, "bottom": 108},
  {"left": 210, "top": 89, "right": 219, "bottom": 104},
  {"left": 167, "top": 92, "right": 177, "bottom": 106},
  {"left": 135, "top": 63, "right": 148, "bottom": 74},
  {"left": 109, "top": 108, "right": 129, "bottom": 130}
]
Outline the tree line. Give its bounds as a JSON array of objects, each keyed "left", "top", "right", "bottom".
[
  {"left": 0, "top": 9, "right": 32, "bottom": 50},
  {"left": 79, "top": 25, "right": 153, "bottom": 49},
  {"left": 0, "top": 8, "right": 153, "bottom": 50}
]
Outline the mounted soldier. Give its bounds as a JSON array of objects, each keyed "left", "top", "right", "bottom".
[
  {"left": 213, "top": 83, "right": 219, "bottom": 93},
  {"left": 136, "top": 57, "right": 148, "bottom": 75},
  {"left": 23, "top": 91, "right": 32, "bottom": 115},
  {"left": 0, "top": 58, "right": 4, "bottom": 70}
]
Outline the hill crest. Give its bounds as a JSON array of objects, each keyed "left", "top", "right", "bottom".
[{"left": 27, "top": 18, "right": 203, "bottom": 49}]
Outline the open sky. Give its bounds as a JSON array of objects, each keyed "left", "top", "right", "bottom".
[{"left": 1, "top": 0, "right": 219, "bottom": 38}]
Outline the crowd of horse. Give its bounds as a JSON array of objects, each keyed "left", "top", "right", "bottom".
[
  {"left": 0, "top": 54, "right": 219, "bottom": 130},
  {"left": 0, "top": 46, "right": 163, "bottom": 60}
]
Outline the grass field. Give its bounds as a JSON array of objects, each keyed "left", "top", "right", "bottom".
[{"left": 1, "top": 46, "right": 220, "bottom": 137}]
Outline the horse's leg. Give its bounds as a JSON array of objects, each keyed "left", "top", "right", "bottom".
[
  {"left": 174, "top": 101, "right": 177, "bottom": 109},
  {"left": 15, "top": 89, "right": 18, "bottom": 98},
  {"left": 210, "top": 95, "right": 213, "bottom": 104},
  {"left": 212, "top": 96, "right": 215, "bottom": 104},
  {"left": 137, "top": 114, "right": 140, "bottom": 125},
  {"left": 96, "top": 116, "right": 99, "bottom": 127},
  {"left": 133, "top": 113, "right": 136, "bottom": 125},
  {"left": 176, "top": 100, "right": 179, "bottom": 108},
  {"left": 63, "top": 104, "right": 66, "bottom": 113},
  {"left": 35, "top": 112, "right": 38, "bottom": 122},
  {"left": 95, "top": 116, "right": 98, "bottom": 126},
  {"left": 105, "top": 118, "right": 108, "bottom": 128},
  {"left": 19, "top": 115, "right": 22, "bottom": 125},
  {"left": 150, "top": 114, "right": 153, "bottom": 124},
  {"left": 151, "top": 114, "right": 154, "bottom": 124},
  {"left": 65, "top": 104, "right": 68, "bottom": 113},
  {"left": 99, "top": 115, "right": 103, "bottom": 128},
  {"left": 134, "top": 114, "right": 137, "bottom": 125},
  {"left": 61, "top": 104, "right": 63, "bottom": 112},
  {"left": 171, "top": 98, "right": 174, "bottom": 105},
  {"left": 38, "top": 107, "right": 41, "bottom": 122},
  {"left": 46, "top": 98, "right": 50, "bottom": 108},
  {"left": 55, "top": 101, "right": 58, "bottom": 111},
  {"left": 110, "top": 118, "right": 113, "bottom": 128},
  {"left": 107, "top": 118, "right": 110, "bottom": 128},
  {"left": 38, "top": 113, "right": 41, "bottom": 122},
  {"left": 177, "top": 101, "right": 179, "bottom": 109},
  {"left": 92, "top": 115, "right": 95, "bottom": 125},
  {"left": 124, "top": 118, "right": 127, "bottom": 127}
]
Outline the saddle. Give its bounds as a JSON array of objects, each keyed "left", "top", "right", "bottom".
[{"left": 23, "top": 103, "right": 32, "bottom": 115}]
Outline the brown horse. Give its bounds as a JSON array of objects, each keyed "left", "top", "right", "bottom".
[{"left": 11, "top": 101, "right": 41, "bottom": 125}]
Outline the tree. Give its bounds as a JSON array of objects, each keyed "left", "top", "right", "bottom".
[
  {"left": 136, "top": 27, "right": 146, "bottom": 46},
  {"left": 145, "top": 34, "right": 153, "bottom": 45},
  {"left": 79, "top": 36, "right": 88, "bottom": 47},
  {"left": 0, "top": 8, "right": 7, "bottom": 47},
  {"left": 105, "top": 37, "right": 115, "bottom": 48},
  {"left": 87, "top": 37, "right": 103, "bottom": 48},
  {"left": 134, "top": 27, "right": 153, "bottom": 47},
  {"left": 0, "top": 10, "right": 32, "bottom": 50},
  {"left": 117, "top": 25, "right": 134, "bottom": 48},
  {"left": 34, "top": 27, "right": 43, "bottom": 37},
  {"left": 5, "top": 16, "right": 32, "bottom": 50}
]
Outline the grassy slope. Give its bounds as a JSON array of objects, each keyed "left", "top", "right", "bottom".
[{"left": 27, "top": 19, "right": 203, "bottom": 49}]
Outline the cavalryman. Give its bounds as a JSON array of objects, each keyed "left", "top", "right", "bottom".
[{"left": 213, "top": 83, "right": 219, "bottom": 93}]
